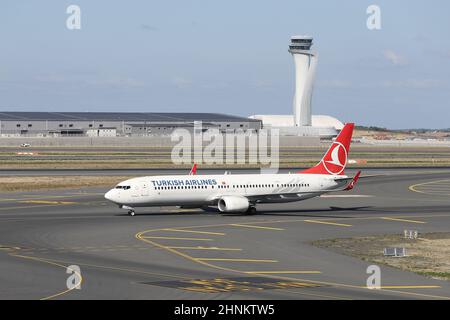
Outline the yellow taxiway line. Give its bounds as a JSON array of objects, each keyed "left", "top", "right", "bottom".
[
  {"left": 230, "top": 224, "right": 284, "bottom": 231},
  {"left": 304, "top": 220, "right": 352, "bottom": 227},
  {"left": 381, "top": 217, "right": 426, "bottom": 224},
  {"left": 163, "top": 228, "right": 226, "bottom": 236},
  {"left": 167, "top": 246, "right": 242, "bottom": 251},
  {"left": 140, "top": 236, "right": 213, "bottom": 241},
  {"left": 375, "top": 285, "right": 441, "bottom": 289},
  {"left": 409, "top": 179, "right": 450, "bottom": 194},
  {"left": 19, "top": 200, "right": 76, "bottom": 205},
  {"left": 136, "top": 219, "right": 450, "bottom": 300},
  {"left": 10, "top": 254, "right": 82, "bottom": 300},
  {"left": 245, "top": 271, "right": 322, "bottom": 274},
  {"left": 195, "top": 258, "right": 278, "bottom": 263}
]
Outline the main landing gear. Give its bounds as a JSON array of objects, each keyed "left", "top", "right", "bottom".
[
  {"left": 246, "top": 206, "right": 257, "bottom": 215},
  {"left": 128, "top": 210, "right": 135, "bottom": 216}
]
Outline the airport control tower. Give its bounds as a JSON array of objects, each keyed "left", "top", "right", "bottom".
[{"left": 288, "top": 36, "right": 317, "bottom": 127}]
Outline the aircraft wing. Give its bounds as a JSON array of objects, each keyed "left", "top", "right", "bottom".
[{"left": 208, "top": 190, "right": 322, "bottom": 204}]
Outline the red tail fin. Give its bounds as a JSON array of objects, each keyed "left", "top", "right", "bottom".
[
  {"left": 301, "top": 123, "right": 354, "bottom": 176},
  {"left": 189, "top": 163, "right": 197, "bottom": 175}
]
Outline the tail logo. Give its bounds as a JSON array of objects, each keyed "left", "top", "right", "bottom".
[{"left": 322, "top": 142, "right": 347, "bottom": 175}]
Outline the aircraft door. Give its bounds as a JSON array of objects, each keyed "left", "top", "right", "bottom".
[{"left": 141, "top": 182, "right": 149, "bottom": 196}]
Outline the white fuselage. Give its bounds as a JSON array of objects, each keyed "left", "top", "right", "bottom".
[{"left": 104, "top": 173, "right": 348, "bottom": 209}]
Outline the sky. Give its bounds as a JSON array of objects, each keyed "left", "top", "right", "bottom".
[{"left": 0, "top": 0, "right": 449, "bottom": 129}]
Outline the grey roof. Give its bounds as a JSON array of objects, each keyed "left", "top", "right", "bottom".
[{"left": 0, "top": 112, "right": 260, "bottom": 123}]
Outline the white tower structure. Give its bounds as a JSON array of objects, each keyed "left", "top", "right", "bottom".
[{"left": 288, "top": 36, "right": 317, "bottom": 127}]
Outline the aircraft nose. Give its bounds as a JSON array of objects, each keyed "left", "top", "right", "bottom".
[{"left": 104, "top": 189, "right": 116, "bottom": 202}]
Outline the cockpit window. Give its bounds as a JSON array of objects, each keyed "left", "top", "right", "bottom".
[{"left": 115, "top": 185, "right": 131, "bottom": 190}]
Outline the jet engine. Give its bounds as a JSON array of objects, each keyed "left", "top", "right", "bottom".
[{"left": 217, "top": 195, "right": 249, "bottom": 213}]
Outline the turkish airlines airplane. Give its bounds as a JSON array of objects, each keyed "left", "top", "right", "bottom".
[{"left": 104, "top": 123, "right": 361, "bottom": 216}]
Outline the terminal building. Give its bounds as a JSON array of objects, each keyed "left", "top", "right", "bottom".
[{"left": 0, "top": 112, "right": 262, "bottom": 137}]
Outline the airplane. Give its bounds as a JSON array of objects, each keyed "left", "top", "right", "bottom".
[{"left": 104, "top": 123, "right": 361, "bottom": 216}]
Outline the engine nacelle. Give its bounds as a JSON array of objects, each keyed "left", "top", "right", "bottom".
[{"left": 217, "top": 195, "right": 249, "bottom": 213}]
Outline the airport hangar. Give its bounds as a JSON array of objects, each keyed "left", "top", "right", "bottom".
[{"left": 0, "top": 112, "right": 262, "bottom": 137}]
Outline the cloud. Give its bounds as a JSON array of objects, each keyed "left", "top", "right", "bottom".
[{"left": 383, "top": 50, "right": 408, "bottom": 66}]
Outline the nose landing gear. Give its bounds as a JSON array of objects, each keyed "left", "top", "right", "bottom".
[{"left": 120, "top": 205, "right": 136, "bottom": 217}]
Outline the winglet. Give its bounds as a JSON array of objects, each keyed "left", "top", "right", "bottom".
[
  {"left": 189, "top": 163, "right": 197, "bottom": 175},
  {"left": 344, "top": 170, "right": 361, "bottom": 191}
]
